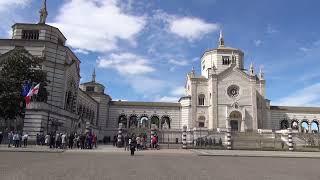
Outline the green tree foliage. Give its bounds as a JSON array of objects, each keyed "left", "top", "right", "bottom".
[{"left": 0, "top": 48, "right": 49, "bottom": 120}]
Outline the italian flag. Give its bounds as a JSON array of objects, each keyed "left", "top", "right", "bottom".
[{"left": 25, "top": 83, "right": 40, "bottom": 107}]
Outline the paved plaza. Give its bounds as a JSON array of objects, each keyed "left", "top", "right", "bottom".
[{"left": 0, "top": 148, "right": 320, "bottom": 180}]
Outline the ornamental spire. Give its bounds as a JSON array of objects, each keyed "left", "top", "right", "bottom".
[
  {"left": 92, "top": 68, "right": 96, "bottom": 82},
  {"left": 39, "top": 0, "right": 48, "bottom": 24},
  {"left": 218, "top": 30, "right": 224, "bottom": 47},
  {"left": 249, "top": 62, "right": 255, "bottom": 76},
  {"left": 259, "top": 65, "right": 264, "bottom": 80}
]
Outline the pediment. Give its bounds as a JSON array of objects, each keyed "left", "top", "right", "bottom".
[{"left": 218, "top": 65, "right": 252, "bottom": 82}]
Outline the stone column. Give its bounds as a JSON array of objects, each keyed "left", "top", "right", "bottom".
[
  {"left": 308, "top": 123, "right": 311, "bottom": 133},
  {"left": 298, "top": 122, "right": 302, "bottom": 133},
  {"left": 182, "top": 125, "right": 187, "bottom": 149},
  {"left": 226, "top": 118, "right": 230, "bottom": 129},
  {"left": 240, "top": 119, "right": 245, "bottom": 132},
  {"left": 287, "top": 128, "right": 293, "bottom": 151},
  {"left": 117, "top": 123, "right": 123, "bottom": 148},
  {"left": 226, "top": 127, "right": 232, "bottom": 150}
]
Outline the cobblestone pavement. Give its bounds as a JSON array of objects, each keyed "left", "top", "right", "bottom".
[{"left": 1, "top": 150, "right": 320, "bottom": 180}]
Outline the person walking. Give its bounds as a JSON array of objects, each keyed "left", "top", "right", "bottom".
[
  {"left": 92, "top": 133, "right": 97, "bottom": 149},
  {"left": 130, "top": 137, "right": 137, "bottom": 156},
  {"left": 49, "top": 132, "right": 55, "bottom": 149},
  {"left": 7, "top": 131, "right": 13, "bottom": 148}
]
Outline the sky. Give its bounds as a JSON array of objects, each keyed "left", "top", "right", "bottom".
[{"left": 1, "top": 0, "right": 320, "bottom": 106}]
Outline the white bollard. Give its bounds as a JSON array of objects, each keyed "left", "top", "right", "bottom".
[
  {"left": 287, "top": 128, "right": 293, "bottom": 151},
  {"left": 226, "top": 128, "right": 232, "bottom": 150},
  {"left": 182, "top": 125, "right": 187, "bottom": 149}
]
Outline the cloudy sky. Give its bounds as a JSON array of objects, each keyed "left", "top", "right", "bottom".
[{"left": 1, "top": 0, "right": 320, "bottom": 106}]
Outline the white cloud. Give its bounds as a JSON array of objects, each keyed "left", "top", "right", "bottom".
[
  {"left": 272, "top": 83, "right": 320, "bottom": 107},
  {"left": 169, "top": 17, "right": 219, "bottom": 41},
  {"left": 171, "top": 86, "right": 185, "bottom": 96},
  {"left": 51, "top": 0, "right": 146, "bottom": 52},
  {"left": 0, "top": 0, "right": 29, "bottom": 12},
  {"left": 168, "top": 59, "right": 189, "bottom": 66},
  {"left": 156, "top": 96, "right": 179, "bottom": 102},
  {"left": 74, "top": 49, "right": 89, "bottom": 55},
  {"left": 97, "top": 53, "right": 155, "bottom": 75},
  {"left": 254, "top": 40, "right": 262, "bottom": 47},
  {"left": 266, "top": 24, "right": 278, "bottom": 34}
]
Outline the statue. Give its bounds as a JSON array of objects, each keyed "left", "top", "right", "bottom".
[{"left": 39, "top": 0, "right": 48, "bottom": 24}]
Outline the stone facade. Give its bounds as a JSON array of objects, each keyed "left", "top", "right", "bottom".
[{"left": 1, "top": 3, "right": 320, "bottom": 141}]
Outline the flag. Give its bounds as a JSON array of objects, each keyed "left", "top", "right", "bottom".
[
  {"left": 21, "top": 81, "right": 31, "bottom": 97},
  {"left": 25, "top": 83, "right": 40, "bottom": 107}
]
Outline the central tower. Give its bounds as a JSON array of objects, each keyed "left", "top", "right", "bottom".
[{"left": 200, "top": 31, "right": 244, "bottom": 77}]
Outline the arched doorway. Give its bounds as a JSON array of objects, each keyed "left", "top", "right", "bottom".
[
  {"left": 311, "top": 120, "right": 319, "bottom": 133},
  {"left": 291, "top": 119, "right": 299, "bottom": 130},
  {"left": 118, "top": 114, "right": 127, "bottom": 128},
  {"left": 229, "top": 111, "right": 242, "bottom": 132},
  {"left": 150, "top": 115, "right": 160, "bottom": 128},
  {"left": 129, "top": 115, "right": 138, "bottom": 128},
  {"left": 301, "top": 120, "right": 309, "bottom": 133},
  {"left": 280, "top": 119, "right": 289, "bottom": 129},
  {"left": 139, "top": 116, "right": 149, "bottom": 128},
  {"left": 161, "top": 116, "right": 171, "bottom": 129}
]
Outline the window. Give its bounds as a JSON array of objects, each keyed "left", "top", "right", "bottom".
[
  {"left": 86, "top": 86, "right": 94, "bottom": 92},
  {"left": 22, "top": 30, "right": 39, "bottom": 40},
  {"left": 198, "top": 94, "right": 205, "bottom": 106},
  {"left": 222, "top": 56, "right": 231, "bottom": 65},
  {"left": 202, "top": 65, "right": 205, "bottom": 70}
]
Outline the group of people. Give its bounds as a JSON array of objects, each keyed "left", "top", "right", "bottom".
[
  {"left": 46, "top": 132, "right": 98, "bottom": 150},
  {"left": 2, "top": 130, "right": 98, "bottom": 150},
  {"left": 6, "top": 131, "right": 29, "bottom": 148}
]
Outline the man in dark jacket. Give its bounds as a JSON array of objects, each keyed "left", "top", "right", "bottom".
[{"left": 130, "top": 137, "right": 137, "bottom": 156}]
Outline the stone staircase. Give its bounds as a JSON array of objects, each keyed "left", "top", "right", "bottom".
[{"left": 231, "top": 132, "right": 286, "bottom": 150}]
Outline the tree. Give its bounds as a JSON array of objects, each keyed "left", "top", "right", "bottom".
[{"left": 0, "top": 48, "right": 48, "bottom": 130}]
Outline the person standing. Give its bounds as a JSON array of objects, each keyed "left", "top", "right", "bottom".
[
  {"left": 22, "top": 133, "right": 28, "bottom": 147},
  {"left": 92, "top": 133, "right": 97, "bottom": 149},
  {"left": 61, "top": 133, "right": 66, "bottom": 149},
  {"left": 49, "top": 132, "right": 55, "bottom": 149},
  {"left": 124, "top": 134, "right": 129, "bottom": 151},
  {"left": 7, "top": 131, "right": 12, "bottom": 148},
  {"left": 45, "top": 134, "right": 50, "bottom": 146},
  {"left": 0, "top": 131, "right": 3, "bottom": 145},
  {"left": 68, "top": 133, "right": 74, "bottom": 149}
]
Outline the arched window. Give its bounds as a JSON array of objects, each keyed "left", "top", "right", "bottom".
[
  {"left": 198, "top": 94, "right": 205, "bottom": 106},
  {"left": 118, "top": 115, "right": 127, "bottom": 128}
]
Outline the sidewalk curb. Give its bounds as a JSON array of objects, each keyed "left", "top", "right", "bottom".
[
  {"left": 0, "top": 149, "right": 65, "bottom": 153},
  {"left": 197, "top": 154, "right": 320, "bottom": 159}
]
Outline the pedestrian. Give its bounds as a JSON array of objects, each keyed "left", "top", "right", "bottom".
[
  {"left": 69, "top": 133, "right": 74, "bottom": 149},
  {"left": 50, "top": 132, "right": 55, "bottom": 149},
  {"left": 45, "top": 134, "right": 50, "bottom": 146},
  {"left": 61, "top": 133, "right": 66, "bottom": 149},
  {"left": 136, "top": 136, "right": 141, "bottom": 151},
  {"left": 92, "top": 133, "right": 97, "bottom": 149},
  {"left": 130, "top": 137, "right": 137, "bottom": 156},
  {"left": 113, "top": 135, "right": 117, "bottom": 146},
  {"left": 13, "top": 132, "right": 18, "bottom": 148},
  {"left": 8, "top": 131, "right": 13, "bottom": 147},
  {"left": 124, "top": 134, "right": 129, "bottom": 151},
  {"left": 0, "top": 131, "right": 3, "bottom": 145},
  {"left": 22, "top": 133, "right": 28, "bottom": 147},
  {"left": 36, "top": 133, "right": 40, "bottom": 146}
]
